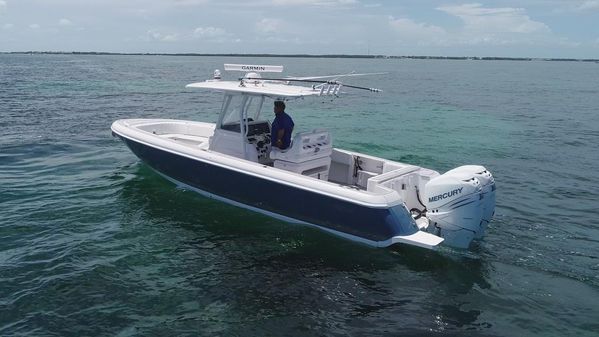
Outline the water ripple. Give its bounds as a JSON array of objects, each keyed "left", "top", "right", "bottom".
[{"left": 1, "top": 55, "right": 599, "bottom": 336}]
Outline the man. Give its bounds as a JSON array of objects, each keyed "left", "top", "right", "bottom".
[{"left": 271, "top": 100, "right": 294, "bottom": 150}]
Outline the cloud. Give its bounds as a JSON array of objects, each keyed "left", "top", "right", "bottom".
[
  {"left": 578, "top": 1, "right": 599, "bottom": 11},
  {"left": 147, "top": 29, "right": 180, "bottom": 42},
  {"left": 437, "top": 3, "right": 550, "bottom": 34},
  {"left": 256, "top": 18, "right": 281, "bottom": 34},
  {"left": 145, "top": 26, "right": 230, "bottom": 43},
  {"left": 0, "top": 0, "right": 593, "bottom": 57},
  {"left": 172, "top": 0, "right": 210, "bottom": 5},
  {"left": 271, "top": 0, "right": 357, "bottom": 6},
  {"left": 386, "top": 4, "right": 567, "bottom": 50},
  {"left": 59, "top": 18, "right": 73, "bottom": 26},
  {"left": 192, "top": 26, "right": 234, "bottom": 43},
  {"left": 193, "top": 26, "right": 227, "bottom": 38},
  {"left": 388, "top": 16, "right": 446, "bottom": 43}
]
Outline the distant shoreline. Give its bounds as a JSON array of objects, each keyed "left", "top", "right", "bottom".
[{"left": 2, "top": 51, "right": 598, "bottom": 63}]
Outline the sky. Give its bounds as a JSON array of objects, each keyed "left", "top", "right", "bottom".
[{"left": 1, "top": 0, "right": 598, "bottom": 58}]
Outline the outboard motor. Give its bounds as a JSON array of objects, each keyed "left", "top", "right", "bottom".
[
  {"left": 423, "top": 169, "right": 483, "bottom": 249},
  {"left": 444, "top": 165, "right": 496, "bottom": 239}
]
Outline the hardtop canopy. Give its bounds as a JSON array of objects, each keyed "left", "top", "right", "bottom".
[
  {"left": 185, "top": 63, "right": 348, "bottom": 100},
  {"left": 185, "top": 80, "right": 325, "bottom": 100}
]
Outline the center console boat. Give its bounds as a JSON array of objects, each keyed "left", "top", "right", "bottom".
[{"left": 111, "top": 64, "right": 496, "bottom": 250}]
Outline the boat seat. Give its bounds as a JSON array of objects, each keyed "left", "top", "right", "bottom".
[
  {"left": 270, "top": 129, "right": 332, "bottom": 163},
  {"left": 366, "top": 165, "right": 420, "bottom": 192}
]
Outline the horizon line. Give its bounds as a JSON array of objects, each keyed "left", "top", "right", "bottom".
[{"left": 2, "top": 51, "right": 599, "bottom": 62}]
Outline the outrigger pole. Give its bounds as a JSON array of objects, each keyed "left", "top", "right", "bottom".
[{"left": 241, "top": 77, "right": 383, "bottom": 93}]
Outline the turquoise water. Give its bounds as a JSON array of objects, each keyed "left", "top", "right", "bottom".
[{"left": 1, "top": 55, "right": 598, "bottom": 336}]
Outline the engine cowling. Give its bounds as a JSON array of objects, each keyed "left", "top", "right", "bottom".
[
  {"left": 423, "top": 169, "right": 483, "bottom": 249},
  {"left": 444, "top": 165, "right": 495, "bottom": 239}
]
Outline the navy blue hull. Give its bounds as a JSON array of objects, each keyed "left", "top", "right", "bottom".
[{"left": 119, "top": 136, "right": 418, "bottom": 242}]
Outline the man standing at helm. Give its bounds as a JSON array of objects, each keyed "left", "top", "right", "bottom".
[{"left": 271, "top": 100, "right": 294, "bottom": 150}]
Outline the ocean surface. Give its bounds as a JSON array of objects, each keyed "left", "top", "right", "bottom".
[{"left": 1, "top": 54, "right": 598, "bottom": 336}]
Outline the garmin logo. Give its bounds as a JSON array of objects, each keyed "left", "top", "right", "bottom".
[
  {"left": 429, "top": 187, "right": 463, "bottom": 203},
  {"left": 242, "top": 65, "right": 266, "bottom": 71}
]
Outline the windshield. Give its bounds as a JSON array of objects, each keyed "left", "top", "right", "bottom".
[{"left": 219, "top": 94, "right": 266, "bottom": 128}]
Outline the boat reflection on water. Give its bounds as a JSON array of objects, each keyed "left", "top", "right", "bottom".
[{"left": 114, "top": 164, "right": 492, "bottom": 333}]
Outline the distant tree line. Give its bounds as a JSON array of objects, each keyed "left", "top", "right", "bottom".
[{"left": 2, "top": 51, "right": 598, "bottom": 63}]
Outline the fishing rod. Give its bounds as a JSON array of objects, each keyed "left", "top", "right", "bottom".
[
  {"left": 240, "top": 77, "right": 383, "bottom": 93},
  {"left": 287, "top": 71, "right": 388, "bottom": 80}
]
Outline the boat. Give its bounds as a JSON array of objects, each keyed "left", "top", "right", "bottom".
[{"left": 111, "top": 63, "right": 496, "bottom": 250}]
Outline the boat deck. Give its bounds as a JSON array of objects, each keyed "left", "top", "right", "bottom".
[
  {"left": 122, "top": 119, "right": 438, "bottom": 208},
  {"left": 160, "top": 133, "right": 210, "bottom": 149}
]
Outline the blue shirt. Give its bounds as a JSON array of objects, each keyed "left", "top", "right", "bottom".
[{"left": 271, "top": 112, "right": 294, "bottom": 149}]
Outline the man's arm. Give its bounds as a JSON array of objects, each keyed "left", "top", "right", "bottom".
[{"left": 276, "top": 129, "right": 285, "bottom": 148}]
